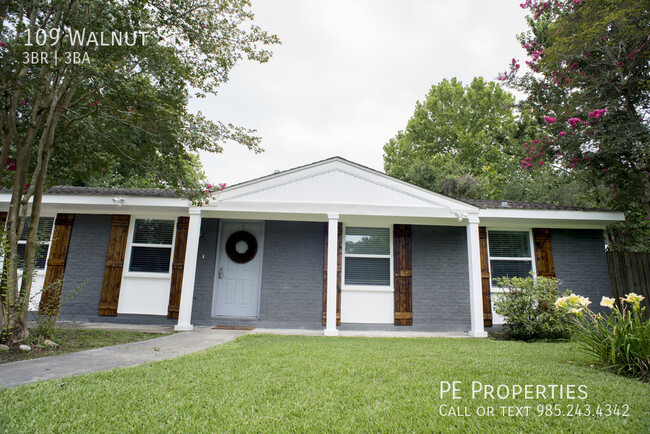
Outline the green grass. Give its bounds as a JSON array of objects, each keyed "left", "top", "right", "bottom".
[
  {"left": 0, "top": 328, "right": 170, "bottom": 364},
  {"left": 1, "top": 335, "right": 649, "bottom": 432}
]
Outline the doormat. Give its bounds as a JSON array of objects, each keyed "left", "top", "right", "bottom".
[{"left": 211, "top": 326, "right": 255, "bottom": 331}]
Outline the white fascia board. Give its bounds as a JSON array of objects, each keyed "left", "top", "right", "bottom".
[
  {"left": 219, "top": 159, "right": 478, "bottom": 212},
  {"left": 210, "top": 199, "right": 469, "bottom": 219},
  {"left": 200, "top": 211, "right": 468, "bottom": 227},
  {"left": 0, "top": 193, "right": 190, "bottom": 216},
  {"left": 478, "top": 208, "right": 625, "bottom": 229}
]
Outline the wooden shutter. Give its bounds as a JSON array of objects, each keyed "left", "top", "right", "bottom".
[
  {"left": 533, "top": 228, "right": 555, "bottom": 278},
  {"left": 38, "top": 214, "right": 74, "bottom": 313},
  {"left": 167, "top": 217, "right": 189, "bottom": 319},
  {"left": 322, "top": 222, "right": 342, "bottom": 326},
  {"left": 98, "top": 215, "right": 131, "bottom": 316},
  {"left": 478, "top": 227, "right": 492, "bottom": 327},
  {"left": 393, "top": 224, "right": 412, "bottom": 325},
  {"left": 0, "top": 212, "right": 6, "bottom": 226}
]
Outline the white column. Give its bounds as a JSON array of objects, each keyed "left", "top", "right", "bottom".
[
  {"left": 466, "top": 216, "right": 488, "bottom": 338},
  {"left": 324, "top": 213, "right": 340, "bottom": 336},
  {"left": 175, "top": 207, "right": 202, "bottom": 331}
]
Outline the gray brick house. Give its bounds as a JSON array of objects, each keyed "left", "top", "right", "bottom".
[{"left": 0, "top": 157, "right": 623, "bottom": 336}]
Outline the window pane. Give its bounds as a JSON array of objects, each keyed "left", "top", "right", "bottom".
[
  {"left": 129, "top": 246, "right": 172, "bottom": 273},
  {"left": 345, "top": 227, "right": 390, "bottom": 255},
  {"left": 488, "top": 231, "right": 531, "bottom": 258},
  {"left": 16, "top": 243, "right": 49, "bottom": 269},
  {"left": 19, "top": 217, "right": 54, "bottom": 242},
  {"left": 133, "top": 219, "right": 174, "bottom": 245},
  {"left": 490, "top": 260, "right": 532, "bottom": 281},
  {"left": 345, "top": 257, "right": 390, "bottom": 286}
]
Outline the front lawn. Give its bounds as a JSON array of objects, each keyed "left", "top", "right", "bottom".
[
  {"left": 1, "top": 335, "right": 648, "bottom": 432},
  {"left": 0, "top": 328, "right": 170, "bottom": 364}
]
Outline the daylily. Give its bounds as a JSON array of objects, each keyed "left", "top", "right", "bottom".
[
  {"left": 623, "top": 293, "right": 645, "bottom": 305},
  {"left": 600, "top": 296, "right": 615, "bottom": 308}
]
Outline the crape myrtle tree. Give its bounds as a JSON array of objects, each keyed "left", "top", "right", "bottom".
[
  {"left": 0, "top": 0, "right": 279, "bottom": 345},
  {"left": 499, "top": 0, "right": 649, "bottom": 250},
  {"left": 383, "top": 77, "right": 591, "bottom": 203}
]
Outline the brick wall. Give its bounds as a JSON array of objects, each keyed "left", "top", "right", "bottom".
[
  {"left": 411, "top": 225, "right": 472, "bottom": 331},
  {"left": 551, "top": 229, "right": 611, "bottom": 315}
]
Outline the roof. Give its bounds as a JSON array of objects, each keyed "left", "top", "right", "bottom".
[
  {"left": 31, "top": 157, "right": 611, "bottom": 213},
  {"left": 42, "top": 186, "right": 185, "bottom": 198},
  {"left": 459, "top": 198, "right": 610, "bottom": 212}
]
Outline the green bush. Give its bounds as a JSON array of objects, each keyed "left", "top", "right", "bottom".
[
  {"left": 493, "top": 274, "right": 572, "bottom": 341},
  {"left": 557, "top": 293, "right": 650, "bottom": 381}
]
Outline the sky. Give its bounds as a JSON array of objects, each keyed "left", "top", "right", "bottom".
[{"left": 189, "top": 0, "right": 530, "bottom": 185}]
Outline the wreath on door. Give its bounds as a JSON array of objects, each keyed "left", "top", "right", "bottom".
[{"left": 225, "top": 231, "right": 258, "bottom": 264}]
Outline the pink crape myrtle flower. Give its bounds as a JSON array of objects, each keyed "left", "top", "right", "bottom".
[
  {"left": 559, "top": 131, "right": 567, "bottom": 137},
  {"left": 568, "top": 117, "right": 581, "bottom": 128},
  {"left": 588, "top": 109, "right": 607, "bottom": 119},
  {"left": 544, "top": 116, "right": 557, "bottom": 124}
]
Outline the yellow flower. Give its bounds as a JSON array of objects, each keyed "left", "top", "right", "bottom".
[
  {"left": 567, "top": 294, "right": 581, "bottom": 304},
  {"left": 555, "top": 297, "right": 568, "bottom": 309},
  {"left": 569, "top": 307, "right": 583, "bottom": 314},
  {"left": 578, "top": 296, "right": 591, "bottom": 307},
  {"left": 600, "top": 297, "right": 615, "bottom": 308},
  {"left": 623, "top": 293, "right": 645, "bottom": 305}
]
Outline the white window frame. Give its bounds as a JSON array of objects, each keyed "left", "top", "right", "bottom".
[
  {"left": 487, "top": 228, "right": 537, "bottom": 292},
  {"left": 123, "top": 215, "right": 177, "bottom": 279},
  {"left": 341, "top": 224, "right": 393, "bottom": 293},
  {"left": 17, "top": 215, "right": 55, "bottom": 271}
]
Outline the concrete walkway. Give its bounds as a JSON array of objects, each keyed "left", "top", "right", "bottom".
[{"left": 0, "top": 327, "right": 245, "bottom": 389}]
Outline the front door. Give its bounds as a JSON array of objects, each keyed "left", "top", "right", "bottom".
[{"left": 213, "top": 221, "right": 264, "bottom": 317}]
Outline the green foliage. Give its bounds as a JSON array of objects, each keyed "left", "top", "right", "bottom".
[
  {"left": 493, "top": 274, "right": 573, "bottom": 341},
  {"left": 384, "top": 77, "right": 520, "bottom": 198},
  {"left": 382, "top": 76, "right": 594, "bottom": 205},
  {"left": 504, "top": 0, "right": 650, "bottom": 250},
  {"left": 558, "top": 292, "right": 650, "bottom": 381},
  {"left": 0, "top": 1, "right": 279, "bottom": 344}
]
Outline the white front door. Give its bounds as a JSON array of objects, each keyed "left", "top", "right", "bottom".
[{"left": 212, "top": 221, "right": 264, "bottom": 317}]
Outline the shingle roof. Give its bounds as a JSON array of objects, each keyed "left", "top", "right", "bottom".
[
  {"left": 459, "top": 198, "right": 609, "bottom": 212},
  {"left": 43, "top": 186, "right": 186, "bottom": 198}
]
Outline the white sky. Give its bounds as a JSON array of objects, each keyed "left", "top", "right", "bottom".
[{"left": 189, "top": 0, "right": 530, "bottom": 186}]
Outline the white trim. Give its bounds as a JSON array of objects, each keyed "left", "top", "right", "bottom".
[
  {"left": 218, "top": 158, "right": 478, "bottom": 213},
  {"left": 175, "top": 207, "right": 202, "bottom": 331},
  {"left": 486, "top": 228, "right": 537, "bottom": 290},
  {"left": 466, "top": 219, "right": 487, "bottom": 338},
  {"left": 478, "top": 208, "right": 624, "bottom": 229},
  {"left": 340, "top": 285, "right": 393, "bottom": 293},
  {"left": 325, "top": 214, "right": 339, "bottom": 336},
  {"left": 341, "top": 224, "right": 393, "bottom": 291},
  {"left": 122, "top": 215, "right": 177, "bottom": 278}
]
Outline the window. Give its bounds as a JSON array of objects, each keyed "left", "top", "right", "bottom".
[
  {"left": 128, "top": 219, "right": 175, "bottom": 273},
  {"left": 344, "top": 227, "right": 391, "bottom": 286},
  {"left": 17, "top": 217, "right": 54, "bottom": 269},
  {"left": 488, "top": 230, "right": 534, "bottom": 285}
]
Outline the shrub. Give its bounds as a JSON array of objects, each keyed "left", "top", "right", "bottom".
[
  {"left": 557, "top": 292, "right": 650, "bottom": 382},
  {"left": 493, "top": 274, "right": 572, "bottom": 341},
  {"left": 33, "top": 278, "right": 86, "bottom": 340}
]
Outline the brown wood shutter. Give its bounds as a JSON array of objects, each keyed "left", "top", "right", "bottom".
[
  {"left": 0, "top": 212, "right": 6, "bottom": 226},
  {"left": 38, "top": 214, "right": 74, "bottom": 313},
  {"left": 478, "top": 227, "right": 492, "bottom": 327},
  {"left": 322, "top": 222, "right": 342, "bottom": 326},
  {"left": 533, "top": 228, "right": 555, "bottom": 278},
  {"left": 167, "top": 217, "right": 189, "bottom": 319},
  {"left": 393, "top": 224, "right": 412, "bottom": 325},
  {"left": 98, "top": 215, "right": 131, "bottom": 316}
]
